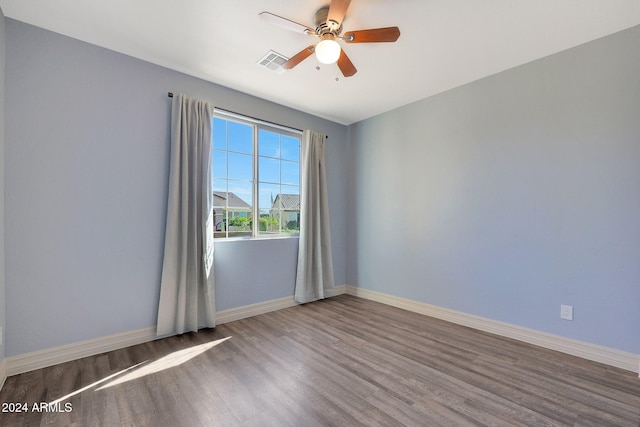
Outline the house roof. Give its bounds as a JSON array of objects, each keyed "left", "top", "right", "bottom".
[
  {"left": 213, "top": 192, "right": 251, "bottom": 210},
  {"left": 272, "top": 194, "right": 300, "bottom": 211}
]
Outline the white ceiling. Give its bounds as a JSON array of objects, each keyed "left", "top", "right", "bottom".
[{"left": 2, "top": 0, "right": 639, "bottom": 125}]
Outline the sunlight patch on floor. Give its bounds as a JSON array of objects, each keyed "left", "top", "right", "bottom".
[
  {"left": 96, "top": 336, "right": 231, "bottom": 390},
  {"left": 47, "top": 361, "right": 147, "bottom": 407},
  {"left": 46, "top": 336, "right": 231, "bottom": 406}
]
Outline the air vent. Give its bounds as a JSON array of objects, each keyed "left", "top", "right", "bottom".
[{"left": 257, "top": 50, "right": 289, "bottom": 74}]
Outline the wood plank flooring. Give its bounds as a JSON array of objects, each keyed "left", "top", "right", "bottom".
[{"left": 1, "top": 295, "right": 639, "bottom": 426}]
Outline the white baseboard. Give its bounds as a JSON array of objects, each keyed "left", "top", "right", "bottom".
[
  {"left": 0, "top": 358, "right": 7, "bottom": 390},
  {"left": 5, "top": 327, "right": 157, "bottom": 377},
  {"left": 5, "top": 283, "right": 635, "bottom": 381},
  {"left": 216, "top": 285, "right": 347, "bottom": 324},
  {"left": 216, "top": 296, "right": 297, "bottom": 324},
  {"left": 344, "top": 285, "right": 640, "bottom": 375}
]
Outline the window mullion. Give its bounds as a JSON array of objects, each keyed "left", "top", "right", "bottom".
[{"left": 252, "top": 125, "right": 259, "bottom": 238}]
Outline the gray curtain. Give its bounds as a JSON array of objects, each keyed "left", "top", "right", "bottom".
[
  {"left": 157, "top": 94, "right": 215, "bottom": 336},
  {"left": 295, "top": 130, "right": 336, "bottom": 303}
]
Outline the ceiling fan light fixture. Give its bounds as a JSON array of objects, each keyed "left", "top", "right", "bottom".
[{"left": 315, "top": 39, "right": 341, "bottom": 64}]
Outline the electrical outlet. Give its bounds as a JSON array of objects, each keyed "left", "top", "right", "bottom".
[{"left": 560, "top": 305, "right": 573, "bottom": 321}]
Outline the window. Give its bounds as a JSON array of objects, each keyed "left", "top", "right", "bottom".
[{"left": 212, "top": 113, "right": 301, "bottom": 239}]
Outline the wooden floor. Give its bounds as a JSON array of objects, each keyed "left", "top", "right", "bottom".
[{"left": 1, "top": 295, "right": 639, "bottom": 426}]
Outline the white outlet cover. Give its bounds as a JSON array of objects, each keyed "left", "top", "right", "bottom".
[{"left": 560, "top": 305, "right": 574, "bottom": 321}]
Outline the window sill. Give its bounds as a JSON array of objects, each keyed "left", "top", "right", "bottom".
[{"left": 214, "top": 234, "right": 299, "bottom": 243}]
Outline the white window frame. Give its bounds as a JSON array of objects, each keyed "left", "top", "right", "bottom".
[{"left": 212, "top": 110, "right": 302, "bottom": 240}]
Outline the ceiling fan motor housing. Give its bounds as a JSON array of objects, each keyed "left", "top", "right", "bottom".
[{"left": 314, "top": 6, "right": 342, "bottom": 36}]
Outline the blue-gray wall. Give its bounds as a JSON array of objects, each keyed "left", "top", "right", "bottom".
[
  {"left": 347, "top": 25, "right": 640, "bottom": 354},
  {"left": 0, "top": 6, "right": 6, "bottom": 363},
  {"left": 5, "top": 15, "right": 639, "bottom": 360},
  {"left": 4, "top": 20, "right": 348, "bottom": 357}
]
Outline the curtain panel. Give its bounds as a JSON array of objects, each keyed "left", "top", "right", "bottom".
[
  {"left": 157, "top": 94, "right": 215, "bottom": 336},
  {"left": 295, "top": 130, "right": 336, "bottom": 303}
]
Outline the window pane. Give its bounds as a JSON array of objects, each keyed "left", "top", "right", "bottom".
[
  {"left": 258, "top": 183, "right": 279, "bottom": 233},
  {"left": 227, "top": 209, "right": 252, "bottom": 234},
  {"left": 259, "top": 130, "right": 280, "bottom": 157},
  {"left": 228, "top": 152, "right": 252, "bottom": 181},
  {"left": 212, "top": 149, "right": 227, "bottom": 179},
  {"left": 228, "top": 121, "right": 252, "bottom": 154},
  {"left": 281, "top": 160, "right": 299, "bottom": 185},
  {"left": 259, "top": 156, "right": 280, "bottom": 183},
  {"left": 227, "top": 181, "right": 253, "bottom": 209},
  {"left": 258, "top": 183, "right": 280, "bottom": 213},
  {"left": 281, "top": 211, "right": 300, "bottom": 232},
  {"left": 212, "top": 179, "right": 228, "bottom": 203},
  {"left": 280, "top": 185, "right": 299, "bottom": 232},
  {"left": 212, "top": 180, "right": 228, "bottom": 237},
  {"left": 213, "top": 118, "right": 227, "bottom": 150},
  {"left": 281, "top": 136, "right": 300, "bottom": 161},
  {"left": 281, "top": 184, "right": 299, "bottom": 197}
]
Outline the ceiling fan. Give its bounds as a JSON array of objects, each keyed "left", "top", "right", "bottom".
[{"left": 260, "top": 0, "right": 400, "bottom": 77}]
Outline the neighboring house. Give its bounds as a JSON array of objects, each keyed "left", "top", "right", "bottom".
[
  {"left": 270, "top": 193, "right": 300, "bottom": 231},
  {"left": 213, "top": 191, "right": 251, "bottom": 234}
]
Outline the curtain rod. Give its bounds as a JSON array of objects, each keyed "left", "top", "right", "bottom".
[{"left": 167, "top": 92, "right": 327, "bottom": 139}]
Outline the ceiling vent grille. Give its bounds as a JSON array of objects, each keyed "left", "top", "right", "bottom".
[{"left": 257, "top": 50, "right": 289, "bottom": 74}]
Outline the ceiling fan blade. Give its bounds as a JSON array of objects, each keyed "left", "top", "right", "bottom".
[
  {"left": 282, "top": 46, "right": 316, "bottom": 70},
  {"left": 337, "top": 50, "right": 357, "bottom": 77},
  {"left": 327, "top": 0, "right": 352, "bottom": 29},
  {"left": 259, "top": 11, "right": 314, "bottom": 35},
  {"left": 343, "top": 27, "right": 401, "bottom": 43}
]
